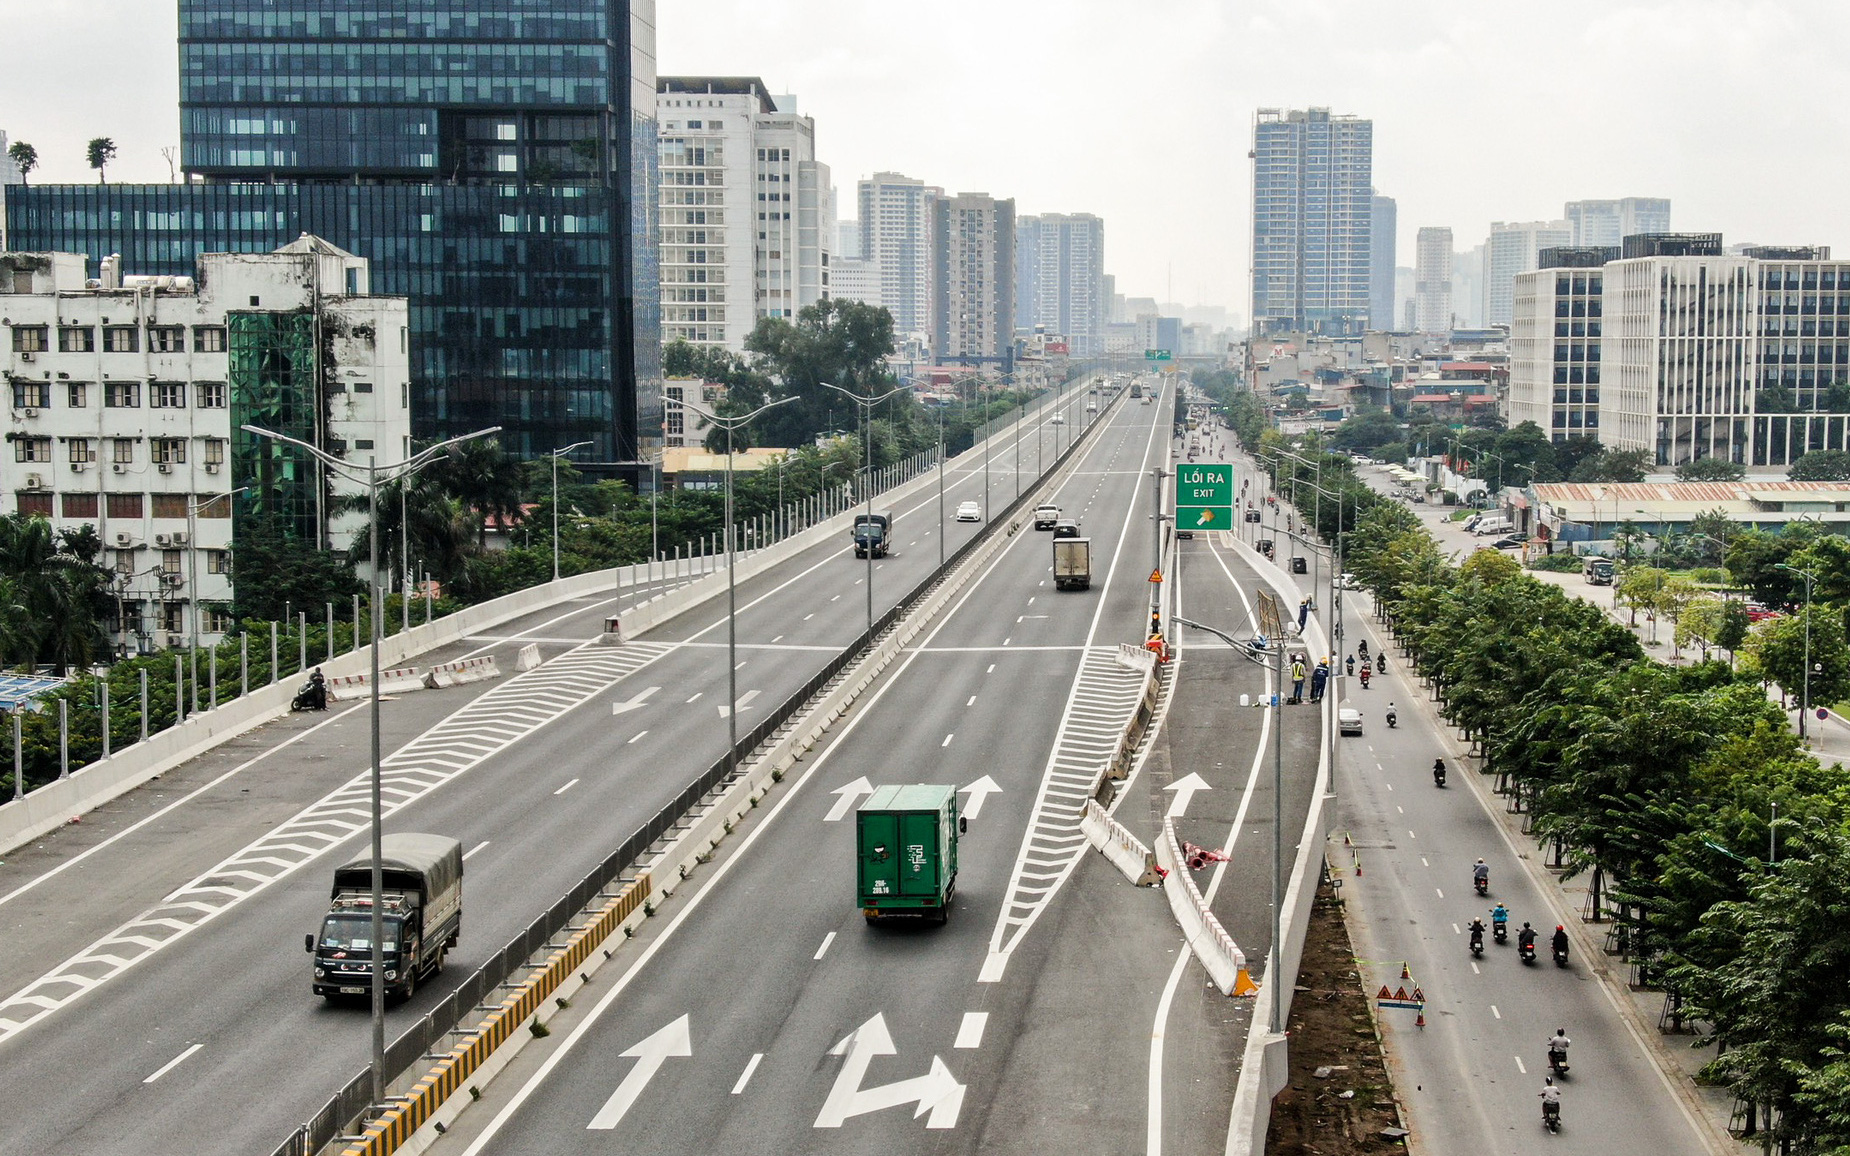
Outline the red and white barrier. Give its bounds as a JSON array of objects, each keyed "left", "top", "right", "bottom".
[
  {"left": 324, "top": 666, "right": 424, "bottom": 701},
  {"left": 1081, "top": 799, "right": 1160, "bottom": 885},
  {"left": 423, "top": 655, "right": 501, "bottom": 689}
]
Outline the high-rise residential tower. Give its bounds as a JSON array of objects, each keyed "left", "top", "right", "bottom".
[
  {"left": 1369, "top": 192, "right": 1397, "bottom": 329},
  {"left": 1250, "top": 107, "right": 1373, "bottom": 336},
  {"left": 1415, "top": 227, "right": 1455, "bottom": 333},
  {"left": 1021, "top": 213, "right": 1105, "bottom": 357},
  {"left": 931, "top": 192, "right": 1015, "bottom": 365},
  {"left": 858, "top": 172, "right": 940, "bottom": 345},
  {"left": 1565, "top": 198, "right": 1672, "bottom": 247},
  {"left": 656, "top": 77, "right": 832, "bottom": 352},
  {"left": 5, "top": 1, "right": 663, "bottom": 470},
  {"left": 1482, "top": 219, "right": 1572, "bottom": 327}
]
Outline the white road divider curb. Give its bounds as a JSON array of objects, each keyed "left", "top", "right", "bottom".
[
  {"left": 1156, "top": 816, "right": 1258, "bottom": 997},
  {"left": 323, "top": 674, "right": 371, "bottom": 702},
  {"left": 515, "top": 642, "right": 543, "bottom": 671},
  {"left": 1080, "top": 799, "right": 1161, "bottom": 885},
  {"left": 422, "top": 656, "right": 500, "bottom": 689},
  {"left": 378, "top": 667, "right": 425, "bottom": 696}
]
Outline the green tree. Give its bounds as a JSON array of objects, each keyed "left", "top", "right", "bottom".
[
  {"left": 1329, "top": 408, "right": 1403, "bottom": 453},
  {"left": 1615, "top": 563, "right": 1666, "bottom": 627},
  {"left": 1715, "top": 599, "right": 1752, "bottom": 662},
  {"left": 1725, "top": 525, "right": 1820, "bottom": 609},
  {"left": 86, "top": 137, "right": 118, "bottom": 184},
  {"left": 1674, "top": 457, "right": 1746, "bottom": 482},
  {"left": 1676, "top": 596, "right": 1726, "bottom": 662},
  {"left": 733, "top": 298, "right": 900, "bottom": 449},
  {"left": 229, "top": 530, "right": 365, "bottom": 624},
  {"left": 0, "top": 515, "right": 112, "bottom": 671},
  {"left": 1788, "top": 449, "right": 1850, "bottom": 482},
  {"left": 428, "top": 438, "right": 525, "bottom": 549},
  {"left": 1742, "top": 608, "right": 1850, "bottom": 712},
  {"left": 6, "top": 140, "right": 37, "bottom": 184},
  {"left": 1570, "top": 447, "right": 1653, "bottom": 483}
]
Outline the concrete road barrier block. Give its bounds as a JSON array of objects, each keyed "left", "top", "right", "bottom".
[
  {"left": 1081, "top": 800, "right": 1156, "bottom": 885},
  {"left": 423, "top": 656, "right": 500, "bottom": 689},
  {"left": 325, "top": 674, "right": 370, "bottom": 702},
  {"left": 376, "top": 667, "right": 424, "bottom": 696},
  {"left": 515, "top": 643, "right": 542, "bottom": 672}
]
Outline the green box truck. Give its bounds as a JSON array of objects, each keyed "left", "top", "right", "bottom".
[
  {"left": 307, "top": 833, "right": 462, "bottom": 1002},
  {"left": 856, "top": 784, "right": 961, "bottom": 923}
]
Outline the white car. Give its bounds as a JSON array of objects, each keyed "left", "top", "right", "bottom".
[
  {"left": 1338, "top": 706, "right": 1364, "bottom": 736},
  {"left": 1049, "top": 413, "right": 1066, "bottom": 425},
  {"left": 955, "top": 500, "right": 982, "bottom": 522},
  {"left": 1335, "top": 573, "right": 1361, "bottom": 590}
]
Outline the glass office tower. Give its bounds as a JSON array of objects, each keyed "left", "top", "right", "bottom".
[
  {"left": 5, "top": 0, "right": 662, "bottom": 467},
  {"left": 1250, "top": 107, "right": 1373, "bottom": 337}
]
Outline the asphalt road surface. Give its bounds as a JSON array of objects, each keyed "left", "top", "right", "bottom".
[{"left": 0, "top": 385, "right": 1111, "bottom": 1156}]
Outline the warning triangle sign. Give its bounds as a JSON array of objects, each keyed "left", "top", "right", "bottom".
[{"left": 1149, "top": 570, "right": 1163, "bottom": 583}]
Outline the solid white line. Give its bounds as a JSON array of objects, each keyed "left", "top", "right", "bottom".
[
  {"left": 554, "top": 779, "right": 579, "bottom": 795},
  {"left": 731, "top": 1053, "right": 763, "bottom": 1095},
  {"left": 955, "top": 1012, "right": 988, "bottom": 1049},
  {"left": 942, "top": 734, "right": 954, "bottom": 748},
  {"left": 813, "top": 932, "right": 836, "bottom": 961},
  {"left": 627, "top": 731, "right": 648, "bottom": 744},
  {"left": 143, "top": 1042, "right": 203, "bottom": 1083},
  {"left": 463, "top": 841, "right": 491, "bottom": 861},
  {"left": 1148, "top": 948, "right": 1190, "bottom": 1155}
]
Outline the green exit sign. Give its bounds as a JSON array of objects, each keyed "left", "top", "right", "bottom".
[
  {"left": 1144, "top": 349, "right": 1173, "bottom": 361},
  {"left": 1175, "top": 463, "right": 1234, "bottom": 532}
]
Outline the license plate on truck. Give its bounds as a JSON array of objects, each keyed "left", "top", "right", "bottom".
[{"left": 339, "top": 986, "right": 365, "bottom": 994}]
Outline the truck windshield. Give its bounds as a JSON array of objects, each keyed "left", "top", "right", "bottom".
[{"left": 318, "top": 915, "right": 399, "bottom": 953}]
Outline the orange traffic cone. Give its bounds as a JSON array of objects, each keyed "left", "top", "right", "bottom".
[
  {"left": 1401, "top": 961, "right": 1411, "bottom": 980},
  {"left": 1415, "top": 1013, "right": 1426, "bottom": 1029}
]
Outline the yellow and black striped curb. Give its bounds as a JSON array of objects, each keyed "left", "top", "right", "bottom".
[{"left": 337, "top": 871, "right": 653, "bottom": 1156}]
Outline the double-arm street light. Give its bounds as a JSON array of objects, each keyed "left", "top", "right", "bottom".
[
  {"left": 548, "top": 441, "right": 594, "bottom": 582},
  {"left": 241, "top": 422, "right": 499, "bottom": 1111},
  {"left": 681, "top": 397, "right": 799, "bottom": 781},
  {"left": 823, "top": 381, "right": 907, "bottom": 635}
]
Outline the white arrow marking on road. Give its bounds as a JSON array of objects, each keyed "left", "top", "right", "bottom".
[
  {"left": 959, "top": 776, "right": 1002, "bottom": 820},
  {"left": 587, "top": 1015, "right": 692, "bottom": 1130},
  {"left": 1164, "top": 772, "right": 1212, "bottom": 817},
  {"left": 816, "top": 1013, "right": 965, "bottom": 1129},
  {"left": 716, "top": 690, "right": 761, "bottom": 718},
  {"left": 610, "top": 686, "right": 661, "bottom": 716},
  {"left": 825, "top": 777, "right": 875, "bottom": 822}
]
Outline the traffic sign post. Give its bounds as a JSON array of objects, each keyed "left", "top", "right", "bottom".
[
  {"left": 1175, "top": 463, "right": 1234, "bottom": 534},
  {"left": 1143, "top": 349, "right": 1172, "bottom": 362}
]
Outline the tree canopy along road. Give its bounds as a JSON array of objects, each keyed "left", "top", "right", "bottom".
[
  {"left": 430, "top": 375, "right": 1288, "bottom": 1156},
  {"left": 0, "top": 386, "right": 1105, "bottom": 1156}
]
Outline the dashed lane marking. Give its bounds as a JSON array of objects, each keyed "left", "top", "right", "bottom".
[{"left": 0, "top": 638, "right": 675, "bottom": 1045}]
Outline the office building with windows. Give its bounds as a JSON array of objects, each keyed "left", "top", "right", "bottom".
[
  {"left": 1565, "top": 198, "right": 1671, "bottom": 248},
  {"left": 656, "top": 77, "right": 833, "bottom": 352},
  {"left": 1016, "top": 213, "right": 1105, "bottom": 357},
  {"left": 1250, "top": 108, "right": 1373, "bottom": 336},
  {"left": 1509, "top": 233, "right": 1850, "bottom": 466},
  {"left": 931, "top": 193, "right": 1014, "bottom": 365},
  {"left": 1509, "top": 247, "right": 1612, "bottom": 440},
  {"left": 4, "top": 0, "right": 662, "bottom": 471},
  {"left": 1483, "top": 220, "right": 1572, "bottom": 328},
  {"left": 1, "top": 240, "right": 409, "bottom": 651},
  {"left": 1414, "top": 227, "right": 1454, "bottom": 333}
]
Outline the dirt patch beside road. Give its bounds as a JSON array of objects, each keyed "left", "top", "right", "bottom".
[{"left": 1267, "top": 874, "right": 1408, "bottom": 1154}]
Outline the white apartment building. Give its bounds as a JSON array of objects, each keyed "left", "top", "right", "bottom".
[
  {"left": 1017, "top": 213, "right": 1105, "bottom": 358},
  {"left": 1483, "top": 220, "right": 1571, "bottom": 327},
  {"left": 1414, "top": 227, "right": 1454, "bottom": 332},
  {"left": 1566, "top": 198, "right": 1671, "bottom": 247},
  {"left": 657, "top": 78, "right": 833, "bottom": 352},
  {"left": 858, "top": 172, "right": 940, "bottom": 349},
  {"left": 1509, "top": 256, "right": 1606, "bottom": 439},
  {"left": 2, "top": 237, "right": 410, "bottom": 652},
  {"left": 661, "top": 376, "right": 719, "bottom": 449},
  {"left": 827, "top": 255, "right": 881, "bottom": 308},
  {"left": 931, "top": 193, "right": 1015, "bottom": 364},
  {"left": 1510, "top": 235, "right": 1850, "bottom": 466}
]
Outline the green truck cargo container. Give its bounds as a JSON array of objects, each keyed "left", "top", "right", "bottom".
[{"left": 856, "top": 784, "right": 961, "bottom": 922}]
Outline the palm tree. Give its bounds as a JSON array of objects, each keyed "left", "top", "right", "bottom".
[
  {"left": 0, "top": 514, "right": 109, "bottom": 671},
  {"left": 429, "top": 439, "right": 525, "bottom": 548},
  {"left": 86, "top": 137, "right": 118, "bottom": 185},
  {"left": 6, "top": 140, "right": 37, "bottom": 185}
]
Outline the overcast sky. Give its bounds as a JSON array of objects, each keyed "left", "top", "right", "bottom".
[{"left": 6, "top": 0, "right": 1847, "bottom": 321}]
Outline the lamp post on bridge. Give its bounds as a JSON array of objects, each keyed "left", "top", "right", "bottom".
[{"left": 823, "top": 381, "right": 907, "bottom": 636}]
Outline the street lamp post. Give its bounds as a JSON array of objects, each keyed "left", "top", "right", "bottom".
[
  {"left": 241, "top": 422, "right": 499, "bottom": 1111},
  {"left": 187, "top": 487, "right": 248, "bottom": 658},
  {"left": 549, "top": 441, "right": 593, "bottom": 582},
  {"left": 680, "top": 398, "right": 797, "bottom": 780},
  {"left": 823, "top": 382, "right": 907, "bottom": 636},
  {"left": 1777, "top": 562, "right": 1818, "bottom": 741}
]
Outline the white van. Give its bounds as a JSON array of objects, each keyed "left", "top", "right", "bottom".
[{"left": 1473, "top": 516, "right": 1513, "bottom": 536}]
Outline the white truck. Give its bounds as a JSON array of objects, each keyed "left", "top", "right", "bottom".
[{"left": 1052, "top": 537, "right": 1092, "bottom": 591}]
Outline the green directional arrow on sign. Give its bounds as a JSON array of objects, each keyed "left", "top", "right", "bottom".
[{"left": 1175, "top": 463, "right": 1234, "bottom": 532}]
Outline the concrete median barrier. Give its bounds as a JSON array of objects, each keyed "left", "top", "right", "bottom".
[
  {"left": 1156, "top": 817, "right": 1258, "bottom": 997},
  {"left": 1081, "top": 799, "right": 1160, "bottom": 885},
  {"left": 422, "top": 656, "right": 500, "bottom": 689}
]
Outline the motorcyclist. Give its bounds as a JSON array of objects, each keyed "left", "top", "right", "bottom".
[
  {"left": 1385, "top": 701, "right": 1398, "bottom": 727},
  {"left": 1490, "top": 903, "right": 1510, "bottom": 941},
  {"left": 1345, "top": 654, "right": 1356, "bottom": 677},
  {"left": 1433, "top": 758, "right": 1446, "bottom": 787},
  {"left": 1376, "top": 649, "right": 1388, "bottom": 671},
  {"left": 1359, "top": 662, "right": 1372, "bottom": 688},
  {"left": 1518, "top": 921, "right": 1537, "bottom": 954},
  {"left": 1539, "top": 1076, "right": 1562, "bottom": 1124},
  {"left": 1357, "top": 640, "right": 1369, "bottom": 662},
  {"left": 1468, "top": 917, "right": 1486, "bottom": 952},
  {"left": 1553, "top": 924, "right": 1571, "bottom": 962},
  {"left": 1473, "top": 858, "right": 1490, "bottom": 892},
  {"left": 1548, "top": 1029, "right": 1572, "bottom": 1071}
]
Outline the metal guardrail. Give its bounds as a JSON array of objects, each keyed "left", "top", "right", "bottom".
[{"left": 270, "top": 402, "right": 1102, "bottom": 1156}]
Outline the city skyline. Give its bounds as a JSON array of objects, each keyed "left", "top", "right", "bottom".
[{"left": 3, "top": 1, "right": 1846, "bottom": 321}]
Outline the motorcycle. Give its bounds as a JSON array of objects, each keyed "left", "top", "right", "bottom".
[
  {"left": 1549, "top": 1049, "right": 1571, "bottom": 1077},
  {"left": 291, "top": 678, "right": 328, "bottom": 713},
  {"left": 1359, "top": 667, "right": 1372, "bottom": 689},
  {"left": 1469, "top": 928, "right": 1485, "bottom": 958},
  {"left": 1542, "top": 1099, "right": 1561, "bottom": 1134},
  {"left": 1474, "top": 875, "right": 1489, "bottom": 898},
  {"left": 1433, "top": 763, "right": 1447, "bottom": 788},
  {"left": 1519, "top": 938, "right": 1538, "bottom": 965},
  {"left": 1492, "top": 920, "right": 1509, "bottom": 945},
  {"left": 1386, "top": 707, "right": 1398, "bottom": 728},
  {"left": 1554, "top": 941, "right": 1570, "bottom": 968}
]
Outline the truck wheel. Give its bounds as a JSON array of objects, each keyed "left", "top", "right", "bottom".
[
  {"left": 432, "top": 947, "right": 446, "bottom": 977},
  {"left": 400, "top": 967, "right": 417, "bottom": 1003}
]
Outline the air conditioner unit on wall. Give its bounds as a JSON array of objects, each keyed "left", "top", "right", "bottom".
[
  {"left": 155, "top": 533, "right": 173, "bottom": 547},
  {"left": 18, "top": 351, "right": 32, "bottom": 362},
  {"left": 24, "top": 474, "right": 44, "bottom": 490},
  {"left": 203, "top": 462, "right": 219, "bottom": 474},
  {"left": 166, "top": 634, "right": 184, "bottom": 648},
  {"left": 115, "top": 532, "right": 134, "bottom": 548},
  {"left": 112, "top": 463, "right": 127, "bottom": 474},
  {"left": 157, "top": 463, "right": 172, "bottom": 474},
  {"left": 21, "top": 408, "right": 37, "bottom": 419},
  {"left": 170, "top": 531, "right": 189, "bottom": 546}
]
